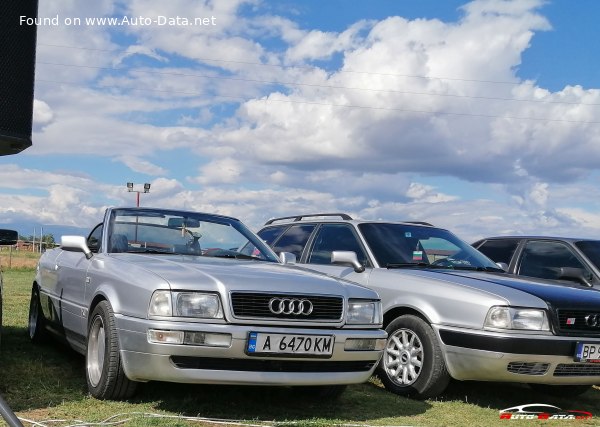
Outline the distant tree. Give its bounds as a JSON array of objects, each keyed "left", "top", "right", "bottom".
[{"left": 42, "top": 233, "right": 55, "bottom": 246}]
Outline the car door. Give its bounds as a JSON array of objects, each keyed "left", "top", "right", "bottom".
[
  {"left": 55, "top": 244, "right": 90, "bottom": 342},
  {"left": 473, "top": 238, "right": 521, "bottom": 271},
  {"left": 267, "top": 224, "right": 316, "bottom": 260},
  {"left": 301, "top": 223, "right": 372, "bottom": 287},
  {"left": 516, "top": 240, "right": 596, "bottom": 286}
]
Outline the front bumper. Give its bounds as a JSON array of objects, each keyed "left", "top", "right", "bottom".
[
  {"left": 115, "top": 314, "right": 386, "bottom": 385},
  {"left": 435, "top": 325, "right": 600, "bottom": 385}
]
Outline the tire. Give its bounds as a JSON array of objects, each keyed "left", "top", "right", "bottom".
[
  {"left": 28, "top": 286, "right": 49, "bottom": 343},
  {"left": 529, "top": 383, "right": 591, "bottom": 397},
  {"left": 376, "top": 315, "right": 450, "bottom": 399},
  {"left": 86, "top": 300, "right": 137, "bottom": 400},
  {"left": 293, "top": 385, "right": 347, "bottom": 400}
]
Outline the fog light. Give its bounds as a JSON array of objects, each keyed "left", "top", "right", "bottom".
[
  {"left": 148, "top": 329, "right": 184, "bottom": 344},
  {"left": 345, "top": 338, "right": 386, "bottom": 351},
  {"left": 184, "top": 332, "right": 232, "bottom": 347}
]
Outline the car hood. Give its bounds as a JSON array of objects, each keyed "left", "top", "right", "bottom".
[
  {"left": 427, "top": 269, "right": 600, "bottom": 309},
  {"left": 110, "top": 253, "right": 377, "bottom": 299}
]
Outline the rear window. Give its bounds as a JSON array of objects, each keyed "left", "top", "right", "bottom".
[
  {"left": 257, "top": 226, "right": 286, "bottom": 246},
  {"left": 575, "top": 240, "right": 600, "bottom": 271},
  {"left": 476, "top": 239, "right": 520, "bottom": 265},
  {"left": 269, "top": 224, "right": 316, "bottom": 259}
]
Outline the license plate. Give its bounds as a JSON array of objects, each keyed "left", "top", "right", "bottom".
[
  {"left": 575, "top": 342, "right": 600, "bottom": 362},
  {"left": 247, "top": 332, "right": 334, "bottom": 356}
]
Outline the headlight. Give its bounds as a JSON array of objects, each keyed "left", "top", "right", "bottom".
[
  {"left": 149, "top": 290, "right": 172, "bottom": 316},
  {"left": 347, "top": 300, "right": 382, "bottom": 325},
  {"left": 175, "top": 292, "right": 223, "bottom": 318},
  {"left": 484, "top": 306, "right": 550, "bottom": 331},
  {"left": 148, "top": 291, "right": 223, "bottom": 319}
]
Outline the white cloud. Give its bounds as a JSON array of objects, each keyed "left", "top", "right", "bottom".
[
  {"left": 195, "top": 157, "right": 244, "bottom": 185},
  {"left": 116, "top": 156, "right": 168, "bottom": 176},
  {"left": 32, "top": 100, "right": 54, "bottom": 128},
  {"left": 406, "top": 183, "right": 458, "bottom": 203}
]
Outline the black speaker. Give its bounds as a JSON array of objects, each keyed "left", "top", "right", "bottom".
[{"left": 0, "top": 0, "right": 39, "bottom": 156}]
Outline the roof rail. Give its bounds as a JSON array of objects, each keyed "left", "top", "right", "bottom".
[
  {"left": 264, "top": 213, "right": 352, "bottom": 225},
  {"left": 404, "top": 221, "right": 434, "bottom": 226}
]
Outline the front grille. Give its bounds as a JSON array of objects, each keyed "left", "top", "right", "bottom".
[
  {"left": 556, "top": 310, "right": 600, "bottom": 335},
  {"left": 554, "top": 363, "right": 600, "bottom": 377},
  {"left": 171, "top": 356, "right": 374, "bottom": 372},
  {"left": 230, "top": 292, "right": 343, "bottom": 321},
  {"left": 507, "top": 362, "right": 549, "bottom": 376}
]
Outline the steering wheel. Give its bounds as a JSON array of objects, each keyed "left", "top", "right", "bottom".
[
  {"left": 431, "top": 257, "right": 454, "bottom": 267},
  {"left": 181, "top": 228, "right": 202, "bottom": 254}
]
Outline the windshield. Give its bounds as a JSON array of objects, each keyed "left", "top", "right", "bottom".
[
  {"left": 106, "top": 208, "right": 279, "bottom": 262},
  {"left": 575, "top": 240, "right": 600, "bottom": 270},
  {"left": 358, "top": 222, "right": 500, "bottom": 270}
]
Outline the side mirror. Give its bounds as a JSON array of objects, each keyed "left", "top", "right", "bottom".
[
  {"left": 0, "top": 229, "right": 18, "bottom": 245},
  {"left": 559, "top": 267, "right": 593, "bottom": 287},
  {"left": 279, "top": 252, "right": 297, "bottom": 265},
  {"left": 61, "top": 235, "right": 93, "bottom": 260},
  {"left": 332, "top": 251, "right": 365, "bottom": 273},
  {"left": 496, "top": 262, "right": 509, "bottom": 272}
]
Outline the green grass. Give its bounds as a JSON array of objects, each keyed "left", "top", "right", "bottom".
[{"left": 1, "top": 268, "right": 600, "bottom": 426}]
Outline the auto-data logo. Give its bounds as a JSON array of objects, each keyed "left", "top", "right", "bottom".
[{"left": 500, "top": 404, "right": 592, "bottom": 420}]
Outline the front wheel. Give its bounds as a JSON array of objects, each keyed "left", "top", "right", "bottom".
[
  {"left": 86, "top": 301, "right": 137, "bottom": 400},
  {"left": 28, "top": 286, "right": 49, "bottom": 343},
  {"left": 376, "top": 315, "right": 450, "bottom": 399}
]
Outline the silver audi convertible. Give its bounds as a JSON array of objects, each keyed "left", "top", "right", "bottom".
[{"left": 30, "top": 207, "right": 386, "bottom": 400}]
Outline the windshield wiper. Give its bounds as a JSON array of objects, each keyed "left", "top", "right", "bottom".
[
  {"left": 386, "top": 263, "right": 505, "bottom": 272},
  {"left": 448, "top": 265, "right": 506, "bottom": 272},
  {"left": 386, "top": 262, "right": 445, "bottom": 269},
  {"left": 208, "top": 252, "right": 261, "bottom": 260},
  {"left": 129, "top": 248, "right": 176, "bottom": 254}
]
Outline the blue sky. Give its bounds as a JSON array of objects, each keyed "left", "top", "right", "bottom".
[{"left": 2, "top": 0, "right": 600, "bottom": 242}]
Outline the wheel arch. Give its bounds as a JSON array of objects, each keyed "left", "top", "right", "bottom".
[
  {"left": 87, "top": 283, "right": 123, "bottom": 320},
  {"left": 89, "top": 293, "right": 108, "bottom": 320},
  {"left": 383, "top": 305, "right": 433, "bottom": 328}
]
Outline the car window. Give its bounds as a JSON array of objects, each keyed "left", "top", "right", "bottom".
[
  {"left": 575, "top": 240, "right": 600, "bottom": 271},
  {"left": 518, "top": 240, "right": 589, "bottom": 281},
  {"left": 256, "top": 226, "right": 286, "bottom": 246},
  {"left": 476, "top": 239, "right": 520, "bottom": 265},
  {"left": 87, "top": 223, "right": 103, "bottom": 253},
  {"left": 270, "top": 224, "right": 316, "bottom": 259},
  {"left": 358, "top": 223, "right": 498, "bottom": 269},
  {"left": 105, "top": 208, "right": 279, "bottom": 261},
  {"left": 307, "top": 224, "right": 368, "bottom": 265}
]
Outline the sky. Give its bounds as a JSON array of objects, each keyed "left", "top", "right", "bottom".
[{"left": 1, "top": 0, "right": 600, "bottom": 243}]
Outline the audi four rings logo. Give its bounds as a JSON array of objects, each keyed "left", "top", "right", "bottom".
[
  {"left": 585, "top": 314, "right": 600, "bottom": 327},
  {"left": 268, "top": 297, "right": 314, "bottom": 315}
]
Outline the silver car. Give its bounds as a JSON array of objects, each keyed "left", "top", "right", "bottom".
[
  {"left": 258, "top": 214, "right": 600, "bottom": 399},
  {"left": 30, "top": 207, "right": 386, "bottom": 400}
]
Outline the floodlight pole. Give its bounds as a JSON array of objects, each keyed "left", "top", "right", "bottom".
[{"left": 126, "top": 182, "right": 151, "bottom": 207}]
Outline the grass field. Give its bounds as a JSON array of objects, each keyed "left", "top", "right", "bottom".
[
  {"left": 1, "top": 254, "right": 600, "bottom": 426},
  {"left": 0, "top": 249, "right": 40, "bottom": 270}
]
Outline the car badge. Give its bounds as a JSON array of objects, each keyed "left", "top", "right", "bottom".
[{"left": 566, "top": 317, "right": 576, "bottom": 325}]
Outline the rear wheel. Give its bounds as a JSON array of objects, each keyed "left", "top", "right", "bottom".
[
  {"left": 377, "top": 315, "right": 450, "bottom": 399},
  {"left": 28, "top": 286, "right": 49, "bottom": 343},
  {"left": 86, "top": 301, "right": 137, "bottom": 400},
  {"left": 529, "top": 384, "right": 591, "bottom": 397}
]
